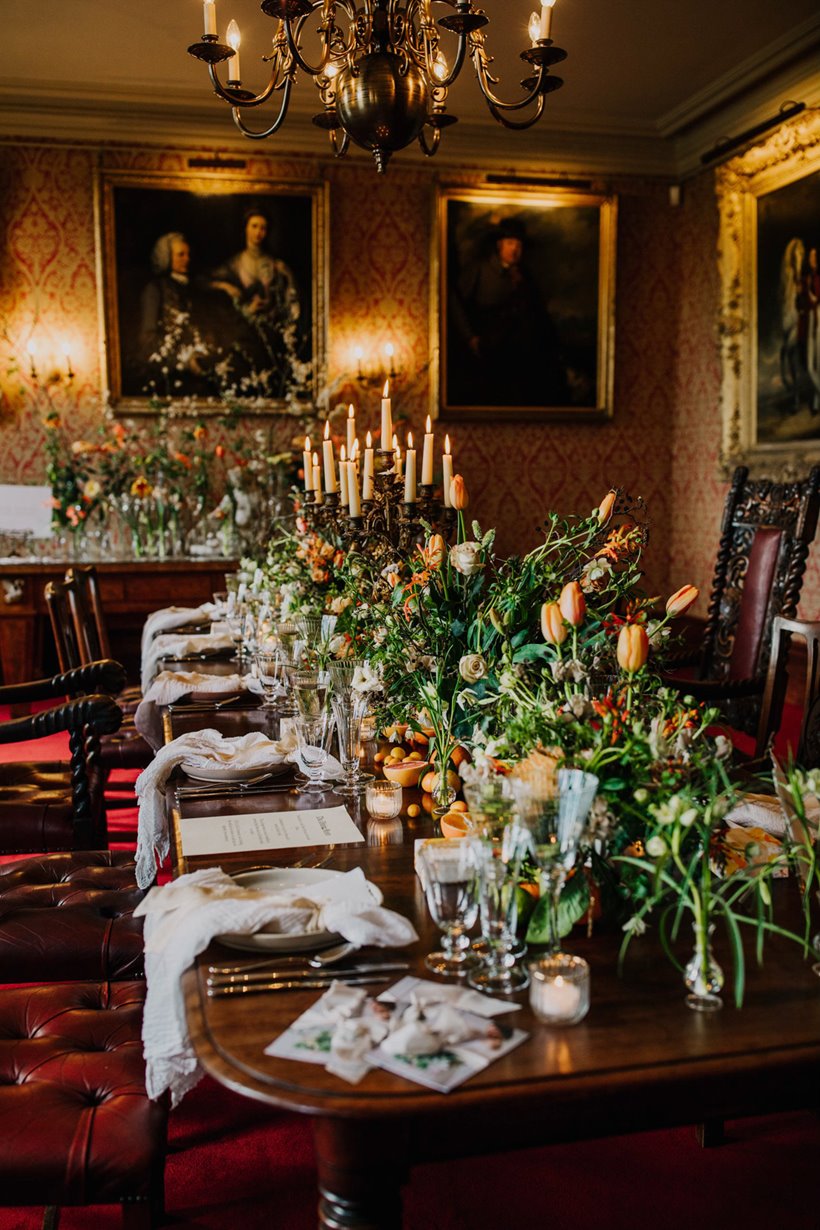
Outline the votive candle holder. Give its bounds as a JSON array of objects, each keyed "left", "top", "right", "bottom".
[
  {"left": 365, "top": 779, "right": 403, "bottom": 820},
  {"left": 529, "top": 954, "right": 590, "bottom": 1026}
]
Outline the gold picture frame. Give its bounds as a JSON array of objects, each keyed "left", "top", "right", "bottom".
[
  {"left": 96, "top": 169, "right": 328, "bottom": 416},
  {"left": 717, "top": 109, "right": 820, "bottom": 474},
  {"left": 431, "top": 184, "right": 617, "bottom": 421}
]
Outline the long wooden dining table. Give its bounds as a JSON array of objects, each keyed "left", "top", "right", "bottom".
[{"left": 156, "top": 694, "right": 820, "bottom": 1230}]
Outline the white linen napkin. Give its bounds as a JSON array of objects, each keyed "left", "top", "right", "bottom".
[
  {"left": 140, "top": 604, "right": 218, "bottom": 662},
  {"left": 133, "top": 671, "right": 263, "bottom": 744},
  {"left": 141, "top": 631, "right": 234, "bottom": 692},
  {"left": 135, "top": 865, "right": 418, "bottom": 1104},
  {"left": 134, "top": 729, "right": 294, "bottom": 889}
]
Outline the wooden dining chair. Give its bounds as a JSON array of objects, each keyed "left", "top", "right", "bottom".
[{"left": 664, "top": 465, "right": 820, "bottom": 735}]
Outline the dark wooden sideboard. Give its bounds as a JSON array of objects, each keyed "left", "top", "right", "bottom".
[{"left": 0, "top": 558, "right": 235, "bottom": 686}]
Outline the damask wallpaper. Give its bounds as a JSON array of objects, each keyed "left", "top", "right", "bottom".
[{"left": 0, "top": 138, "right": 817, "bottom": 613}]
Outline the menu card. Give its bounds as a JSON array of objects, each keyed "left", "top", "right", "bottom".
[{"left": 179, "top": 805, "right": 363, "bottom": 856}]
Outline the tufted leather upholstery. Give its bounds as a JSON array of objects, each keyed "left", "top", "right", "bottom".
[
  {"left": 0, "top": 853, "right": 145, "bottom": 982},
  {"left": 0, "top": 981, "right": 166, "bottom": 1210},
  {"left": 0, "top": 761, "right": 105, "bottom": 853}
]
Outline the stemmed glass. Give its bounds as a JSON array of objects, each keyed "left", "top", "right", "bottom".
[
  {"left": 511, "top": 767, "right": 599, "bottom": 955},
  {"left": 275, "top": 624, "right": 306, "bottom": 717},
  {"left": 296, "top": 613, "right": 338, "bottom": 664},
  {"left": 467, "top": 818, "right": 530, "bottom": 995},
  {"left": 292, "top": 670, "right": 334, "bottom": 791},
  {"left": 329, "top": 660, "right": 374, "bottom": 794},
  {"left": 254, "top": 646, "right": 284, "bottom": 711},
  {"left": 418, "top": 838, "right": 480, "bottom": 978}
]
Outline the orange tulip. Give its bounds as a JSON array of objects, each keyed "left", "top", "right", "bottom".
[
  {"left": 424, "top": 533, "right": 445, "bottom": 569},
  {"left": 666, "top": 584, "right": 699, "bottom": 618},
  {"left": 541, "top": 601, "right": 568, "bottom": 645},
  {"left": 617, "top": 624, "right": 649, "bottom": 673},
  {"left": 450, "top": 474, "right": 469, "bottom": 510},
  {"left": 558, "top": 581, "right": 586, "bottom": 627},
  {"left": 597, "top": 490, "right": 617, "bottom": 523}
]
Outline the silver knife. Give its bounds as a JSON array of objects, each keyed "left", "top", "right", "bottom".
[
  {"left": 207, "top": 962, "right": 409, "bottom": 987},
  {"left": 176, "top": 783, "right": 294, "bottom": 801},
  {"left": 207, "top": 975, "right": 391, "bottom": 997}
]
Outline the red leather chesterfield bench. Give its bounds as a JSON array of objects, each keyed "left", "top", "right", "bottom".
[
  {"left": 0, "top": 852, "right": 146, "bottom": 983},
  {"left": 0, "top": 980, "right": 166, "bottom": 1229}
]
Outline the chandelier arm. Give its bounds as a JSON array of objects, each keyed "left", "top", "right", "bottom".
[
  {"left": 208, "top": 60, "right": 284, "bottom": 107},
  {"left": 486, "top": 92, "right": 546, "bottom": 130},
  {"left": 418, "top": 125, "right": 441, "bottom": 157},
  {"left": 230, "top": 76, "right": 295, "bottom": 137},
  {"left": 283, "top": 4, "right": 348, "bottom": 78},
  {"left": 329, "top": 127, "right": 351, "bottom": 158},
  {"left": 474, "top": 55, "right": 548, "bottom": 113}
]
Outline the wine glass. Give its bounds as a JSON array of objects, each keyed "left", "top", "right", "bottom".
[
  {"left": 330, "top": 691, "right": 374, "bottom": 795},
  {"left": 511, "top": 767, "right": 598, "bottom": 956},
  {"left": 254, "top": 647, "right": 283, "bottom": 710},
  {"left": 294, "top": 710, "right": 334, "bottom": 792},
  {"left": 418, "top": 839, "right": 480, "bottom": 978},
  {"left": 462, "top": 774, "right": 527, "bottom": 961},
  {"left": 292, "top": 669, "right": 330, "bottom": 720},
  {"left": 275, "top": 625, "right": 306, "bottom": 717},
  {"left": 468, "top": 819, "right": 530, "bottom": 995}
]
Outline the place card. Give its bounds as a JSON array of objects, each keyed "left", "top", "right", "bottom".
[{"left": 179, "top": 805, "right": 364, "bottom": 857}]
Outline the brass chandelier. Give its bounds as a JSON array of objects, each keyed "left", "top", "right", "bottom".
[{"left": 189, "top": 1, "right": 567, "bottom": 172}]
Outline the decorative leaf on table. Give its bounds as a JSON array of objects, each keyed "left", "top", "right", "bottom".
[{"left": 526, "top": 871, "right": 590, "bottom": 944}]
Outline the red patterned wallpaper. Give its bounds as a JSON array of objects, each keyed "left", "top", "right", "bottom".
[{"left": 2, "top": 138, "right": 814, "bottom": 611}]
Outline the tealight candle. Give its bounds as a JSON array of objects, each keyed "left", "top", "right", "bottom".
[
  {"left": 365, "top": 779, "right": 403, "bottom": 820},
  {"left": 529, "top": 955, "right": 590, "bottom": 1026},
  {"left": 421, "top": 414, "right": 434, "bottom": 485},
  {"left": 442, "top": 434, "right": 453, "bottom": 507},
  {"left": 380, "top": 379, "right": 392, "bottom": 450}
]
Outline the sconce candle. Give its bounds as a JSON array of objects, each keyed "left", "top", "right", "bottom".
[
  {"left": 421, "top": 415, "right": 435, "bottom": 485},
  {"left": 346, "top": 404, "right": 356, "bottom": 456},
  {"left": 303, "top": 435, "right": 313, "bottom": 491},
  {"left": 225, "top": 18, "right": 241, "bottom": 80},
  {"left": 442, "top": 435, "right": 453, "bottom": 508},
  {"left": 203, "top": 0, "right": 217, "bottom": 36},
  {"left": 404, "top": 431, "right": 417, "bottom": 503},
  {"left": 380, "top": 380, "right": 392, "bottom": 450}
]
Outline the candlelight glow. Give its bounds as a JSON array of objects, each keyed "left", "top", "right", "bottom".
[
  {"left": 226, "top": 18, "right": 240, "bottom": 50},
  {"left": 383, "top": 379, "right": 389, "bottom": 398},
  {"left": 304, "top": 435, "right": 310, "bottom": 451},
  {"left": 445, "top": 434, "right": 451, "bottom": 453},
  {"left": 341, "top": 444, "right": 347, "bottom": 461},
  {"left": 323, "top": 419, "right": 330, "bottom": 439},
  {"left": 348, "top": 404, "right": 355, "bottom": 418},
  {"left": 407, "top": 431, "right": 414, "bottom": 448},
  {"left": 426, "top": 414, "right": 431, "bottom": 432},
  {"left": 366, "top": 430, "right": 372, "bottom": 447}
]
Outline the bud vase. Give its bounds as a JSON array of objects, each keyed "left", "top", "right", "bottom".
[{"left": 684, "top": 923, "right": 724, "bottom": 1012}]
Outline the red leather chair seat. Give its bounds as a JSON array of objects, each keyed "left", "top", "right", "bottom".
[
  {"left": 0, "top": 981, "right": 166, "bottom": 1209},
  {"left": 0, "top": 853, "right": 145, "bottom": 982},
  {"left": 0, "top": 762, "right": 105, "bottom": 853}
]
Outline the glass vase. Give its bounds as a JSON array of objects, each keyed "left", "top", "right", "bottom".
[{"left": 684, "top": 923, "right": 724, "bottom": 1012}]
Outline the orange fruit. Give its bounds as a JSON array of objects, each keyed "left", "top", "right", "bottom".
[
  {"left": 517, "top": 881, "right": 540, "bottom": 901},
  {"left": 451, "top": 746, "right": 471, "bottom": 768},
  {"left": 450, "top": 800, "right": 468, "bottom": 812},
  {"left": 440, "top": 811, "right": 471, "bottom": 839}
]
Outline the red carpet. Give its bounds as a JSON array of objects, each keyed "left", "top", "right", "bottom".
[{"left": 2, "top": 705, "right": 819, "bottom": 1228}]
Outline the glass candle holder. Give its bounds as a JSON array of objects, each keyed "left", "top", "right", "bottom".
[
  {"left": 365, "top": 779, "right": 403, "bottom": 820},
  {"left": 529, "top": 954, "right": 590, "bottom": 1026}
]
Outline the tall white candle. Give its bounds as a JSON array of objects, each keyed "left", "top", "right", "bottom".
[
  {"left": 322, "top": 421, "right": 338, "bottom": 493},
  {"left": 312, "top": 452, "right": 323, "bottom": 504},
  {"left": 349, "top": 469, "right": 362, "bottom": 518},
  {"left": 392, "top": 433, "right": 403, "bottom": 480},
  {"left": 303, "top": 435, "right": 313, "bottom": 491},
  {"left": 380, "top": 379, "right": 392, "bottom": 450},
  {"left": 339, "top": 445, "right": 349, "bottom": 505},
  {"left": 442, "top": 434, "right": 453, "bottom": 507},
  {"left": 346, "top": 404, "right": 356, "bottom": 456},
  {"left": 362, "top": 430, "right": 375, "bottom": 500},
  {"left": 203, "top": 0, "right": 217, "bottom": 36},
  {"left": 404, "top": 431, "right": 417, "bottom": 503},
  {"left": 540, "top": 0, "right": 555, "bottom": 40},
  {"left": 421, "top": 414, "right": 434, "bottom": 485}
]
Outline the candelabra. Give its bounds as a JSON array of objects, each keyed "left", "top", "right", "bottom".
[{"left": 304, "top": 447, "right": 454, "bottom": 570}]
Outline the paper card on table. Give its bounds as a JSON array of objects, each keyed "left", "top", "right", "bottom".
[
  {"left": 372, "top": 1018, "right": 528, "bottom": 1093},
  {"left": 179, "top": 805, "right": 363, "bottom": 856}
]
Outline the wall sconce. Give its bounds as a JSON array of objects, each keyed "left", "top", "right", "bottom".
[
  {"left": 352, "top": 341, "right": 400, "bottom": 390},
  {"left": 24, "top": 335, "right": 75, "bottom": 386}
]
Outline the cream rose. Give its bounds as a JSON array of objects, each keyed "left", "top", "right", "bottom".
[
  {"left": 449, "top": 542, "right": 483, "bottom": 576},
  {"left": 459, "top": 653, "right": 488, "bottom": 683}
]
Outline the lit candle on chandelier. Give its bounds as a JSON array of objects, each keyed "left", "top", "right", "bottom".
[
  {"left": 349, "top": 458, "right": 362, "bottom": 518},
  {"left": 404, "top": 431, "right": 417, "bottom": 503},
  {"left": 421, "top": 414, "right": 434, "bottom": 485},
  {"left": 362, "top": 431, "right": 375, "bottom": 501},
  {"left": 346, "top": 404, "right": 356, "bottom": 455},
  {"left": 322, "top": 420, "right": 338, "bottom": 493},
  {"left": 442, "top": 434, "right": 453, "bottom": 507},
  {"left": 339, "top": 444, "right": 349, "bottom": 505},
  {"left": 392, "top": 433, "right": 403, "bottom": 480},
  {"left": 303, "top": 435, "right": 313, "bottom": 491},
  {"left": 225, "top": 18, "right": 241, "bottom": 80},
  {"left": 380, "top": 379, "right": 392, "bottom": 450},
  {"left": 312, "top": 451, "right": 323, "bottom": 504},
  {"left": 203, "top": 0, "right": 217, "bottom": 36}
]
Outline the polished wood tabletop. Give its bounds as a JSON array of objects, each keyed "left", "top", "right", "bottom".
[{"left": 160, "top": 685, "right": 820, "bottom": 1229}]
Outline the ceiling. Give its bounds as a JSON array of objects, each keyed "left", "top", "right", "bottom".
[{"left": 1, "top": 0, "right": 819, "bottom": 176}]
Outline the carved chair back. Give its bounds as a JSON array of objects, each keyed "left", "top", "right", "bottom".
[
  {"left": 701, "top": 466, "right": 820, "bottom": 691},
  {"left": 756, "top": 616, "right": 820, "bottom": 768},
  {"left": 44, "top": 579, "right": 83, "bottom": 673},
  {"left": 64, "top": 567, "right": 111, "bottom": 666}
]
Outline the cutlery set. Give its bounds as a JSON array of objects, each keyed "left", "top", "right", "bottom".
[{"left": 206, "top": 958, "right": 409, "bottom": 997}]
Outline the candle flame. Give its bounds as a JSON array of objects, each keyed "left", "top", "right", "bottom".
[
  {"left": 312, "top": 452, "right": 319, "bottom": 465},
  {"left": 226, "top": 17, "right": 241, "bottom": 50},
  {"left": 352, "top": 439, "right": 360, "bottom": 459},
  {"left": 354, "top": 345, "right": 363, "bottom": 360},
  {"left": 407, "top": 431, "right": 414, "bottom": 449},
  {"left": 348, "top": 403, "right": 355, "bottom": 418},
  {"left": 382, "top": 379, "right": 390, "bottom": 399},
  {"left": 426, "top": 414, "right": 432, "bottom": 433},
  {"left": 384, "top": 342, "right": 394, "bottom": 358},
  {"left": 304, "top": 435, "right": 310, "bottom": 451},
  {"left": 366, "top": 430, "right": 372, "bottom": 448},
  {"left": 445, "top": 434, "right": 451, "bottom": 454},
  {"left": 392, "top": 434, "right": 399, "bottom": 451},
  {"left": 341, "top": 444, "right": 347, "bottom": 462},
  {"left": 323, "top": 419, "right": 330, "bottom": 440}
]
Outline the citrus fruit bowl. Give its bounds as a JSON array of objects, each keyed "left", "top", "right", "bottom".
[{"left": 382, "top": 759, "right": 430, "bottom": 787}]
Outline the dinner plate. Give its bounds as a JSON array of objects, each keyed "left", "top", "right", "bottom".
[
  {"left": 180, "top": 760, "right": 291, "bottom": 784},
  {"left": 216, "top": 867, "right": 347, "bottom": 953}
]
